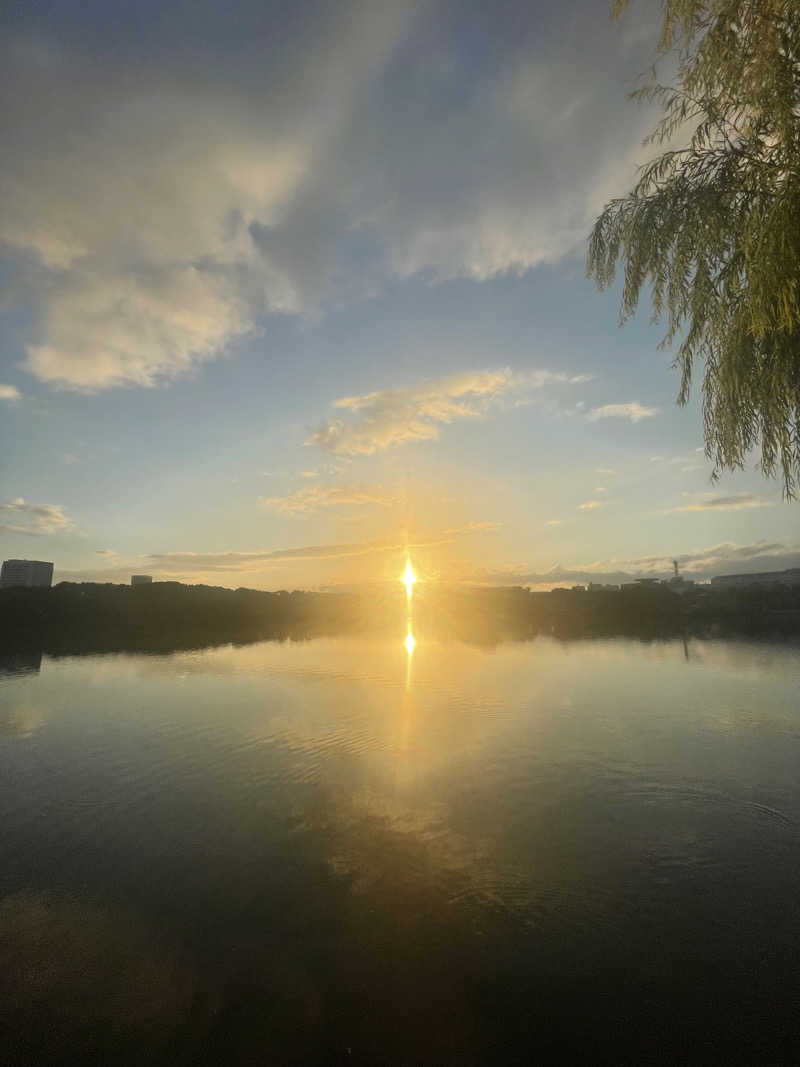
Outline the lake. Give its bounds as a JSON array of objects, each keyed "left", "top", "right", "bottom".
[{"left": 1, "top": 634, "right": 799, "bottom": 1064}]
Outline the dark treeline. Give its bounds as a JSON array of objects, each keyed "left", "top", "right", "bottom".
[
  {"left": 0, "top": 582, "right": 370, "bottom": 657},
  {"left": 1, "top": 580, "right": 799, "bottom": 662},
  {"left": 423, "top": 583, "right": 800, "bottom": 643}
]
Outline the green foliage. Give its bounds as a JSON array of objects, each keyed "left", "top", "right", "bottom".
[{"left": 589, "top": 0, "right": 800, "bottom": 495}]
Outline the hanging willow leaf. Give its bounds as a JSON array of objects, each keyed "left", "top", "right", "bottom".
[{"left": 588, "top": 0, "right": 800, "bottom": 496}]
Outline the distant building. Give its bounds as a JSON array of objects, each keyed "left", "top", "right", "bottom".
[
  {"left": 588, "top": 582, "right": 620, "bottom": 591},
  {"left": 131, "top": 574, "right": 153, "bottom": 586},
  {"left": 0, "top": 559, "right": 54, "bottom": 589},
  {"left": 711, "top": 568, "right": 800, "bottom": 590}
]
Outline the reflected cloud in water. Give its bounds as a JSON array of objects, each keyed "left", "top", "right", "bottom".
[
  {"left": 0, "top": 632, "right": 799, "bottom": 1062},
  {"left": 0, "top": 703, "right": 44, "bottom": 738}
]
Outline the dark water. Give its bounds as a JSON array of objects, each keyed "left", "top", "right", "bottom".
[{"left": 1, "top": 635, "right": 799, "bottom": 1065}]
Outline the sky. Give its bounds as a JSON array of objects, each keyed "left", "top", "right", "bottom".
[{"left": 1, "top": 0, "right": 797, "bottom": 591}]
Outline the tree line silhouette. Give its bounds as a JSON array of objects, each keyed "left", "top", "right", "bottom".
[{"left": 1, "top": 580, "right": 798, "bottom": 660}]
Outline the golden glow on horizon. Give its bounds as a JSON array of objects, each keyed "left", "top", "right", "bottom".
[{"left": 402, "top": 558, "right": 417, "bottom": 599}]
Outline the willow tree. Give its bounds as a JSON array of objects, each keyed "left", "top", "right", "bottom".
[{"left": 588, "top": 0, "right": 800, "bottom": 495}]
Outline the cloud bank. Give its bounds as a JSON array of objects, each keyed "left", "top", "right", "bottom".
[
  {"left": 488, "top": 540, "right": 800, "bottom": 589},
  {"left": 0, "top": 0, "right": 657, "bottom": 390}
]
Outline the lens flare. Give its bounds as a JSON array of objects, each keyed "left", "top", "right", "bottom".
[
  {"left": 402, "top": 559, "right": 416, "bottom": 599},
  {"left": 405, "top": 631, "right": 416, "bottom": 655}
]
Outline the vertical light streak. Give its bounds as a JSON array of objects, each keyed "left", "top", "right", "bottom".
[{"left": 402, "top": 555, "right": 417, "bottom": 680}]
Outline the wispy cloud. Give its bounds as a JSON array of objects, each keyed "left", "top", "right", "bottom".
[
  {"left": 261, "top": 483, "right": 400, "bottom": 515},
  {"left": 587, "top": 402, "right": 658, "bottom": 423},
  {"left": 578, "top": 500, "right": 603, "bottom": 511},
  {"left": 65, "top": 521, "right": 503, "bottom": 582},
  {"left": 545, "top": 519, "right": 563, "bottom": 526},
  {"left": 0, "top": 497, "right": 72, "bottom": 535},
  {"left": 0, "top": 385, "right": 21, "bottom": 401},
  {"left": 668, "top": 493, "right": 773, "bottom": 514},
  {"left": 442, "top": 520, "right": 502, "bottom": 535},
  {"left": 307, "top": 368, "right": 586, "bottom": 455},
  {"left": 647, "top": 452, "right": 706, "bottom": 474},
  {"left": 145, "top": 533, "right": 457, "bottom": 574}
]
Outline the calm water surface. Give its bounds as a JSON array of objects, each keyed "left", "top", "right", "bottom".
[{"left": 1, "top": 635, "right": 799, "bottom": 1064}]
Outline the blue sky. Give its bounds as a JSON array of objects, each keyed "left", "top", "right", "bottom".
[{"left": 1, "top": 0, "right": 796, "bottom": 589}]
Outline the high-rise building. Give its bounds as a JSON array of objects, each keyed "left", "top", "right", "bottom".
[
  {"left": 131, "top": 574, "right": 153, "bottom": 586},
  {"left": 0, "top": 559, "right": 54, "bottom": 589}
]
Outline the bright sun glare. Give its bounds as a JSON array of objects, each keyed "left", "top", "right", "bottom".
[
  {"left": 402, "top": 559, "right": 417, "bottom": 599},
  {"left": 404, "top": 631, "right": 416, "bottom": 655}
]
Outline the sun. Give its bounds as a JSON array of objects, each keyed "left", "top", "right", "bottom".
[
  {"left": 402, "top": 559, "right": 417, "bottom": 599},
  {"left": 404, "top": 631, "right": 416, "bottom": 655}
]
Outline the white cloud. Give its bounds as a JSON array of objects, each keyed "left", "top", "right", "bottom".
[
  {"left": 0, "top": 4, "right": 414, "bottom": 389},
  {"left": 0, "top": 384, "right": 20, "bottom": 400},
  {"left": 262, "top": 483, "right": 400, "bottom": 515},
  {"left": 0, "top": 497, "right": 73, "bottom": 535},
  {"left": 26, "top": 267, "right": 251, "bottom": 390},
  {"left": 578, "top": 500, "right": 603, "bottom": 511},
  {"left": 587, "top": 402, "right": 659, "bottom": 423}
]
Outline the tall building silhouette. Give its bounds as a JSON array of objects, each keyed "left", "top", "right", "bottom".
[{"left": 0, "top": 559, "right": 54, "bottom": 589}]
